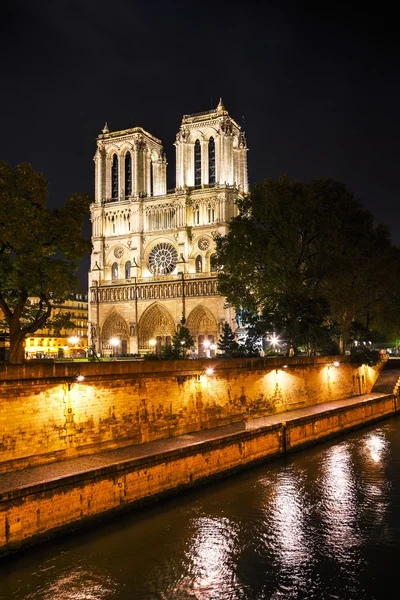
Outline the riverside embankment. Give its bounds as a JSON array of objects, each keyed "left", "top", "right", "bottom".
[{"left": 0, "top": 356, "right": 398, "bottom": 556}]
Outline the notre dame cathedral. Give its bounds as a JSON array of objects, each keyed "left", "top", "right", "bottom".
[{"left": 88, "top": 100, "right": 248, "bottom": 357}]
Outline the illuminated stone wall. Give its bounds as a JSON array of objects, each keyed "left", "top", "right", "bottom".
[
  {"left": 0, "top": 393, "right": 396, "bottom": 557},
  {"left": 0, "top": 356, "right": 382, "bottom": 474}
]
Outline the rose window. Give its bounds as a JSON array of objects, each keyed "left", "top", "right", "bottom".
[
  {"left": 114, "top": 246, "right": 124, "bottom": 258},
  {"left": 148, "top": 243, "right": 178, "bottom": 275},
  {"left": 198, "top": 237, "right": 210, "bottom": 251}
]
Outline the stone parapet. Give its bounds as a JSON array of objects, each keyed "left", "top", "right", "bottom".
[{"left": 0, "top": 357, "right": 382, "bottom": 474}]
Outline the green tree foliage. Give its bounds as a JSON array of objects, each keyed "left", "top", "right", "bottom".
[
  {"left": 0, "top": 162, "right": 91, "bottom": 363},
  {"left": 171, "top": 316, "right": 195, "bottom": 358},
  {"left": 217, "top": 322, "right": 238, "bottom": 356},
  {"left": 216, "top": 176, "right": 400, "bottom": 355}
]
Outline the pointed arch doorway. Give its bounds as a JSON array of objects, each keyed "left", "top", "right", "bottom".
[
  {"left": 100, "top": 312, "right": 130, "bottom": 357},
  {"left": 186, "top": 305, "right": 218, "bottom": 357},
  {"left": 138, "top": 302, "right": 176, "bottom": 353}
]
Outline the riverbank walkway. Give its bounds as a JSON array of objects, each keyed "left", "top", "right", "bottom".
[{"left": 0, "top": 390, "right": 396, "bottom": 499}]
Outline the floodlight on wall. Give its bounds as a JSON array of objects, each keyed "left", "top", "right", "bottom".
[
  {"left": 196, "top": 367, "right": 215, "bottom": 382},
  {"left": 68, "top": 372, "right": 84, "bottom": 391}
]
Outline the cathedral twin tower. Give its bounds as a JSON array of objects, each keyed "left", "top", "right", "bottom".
[{"left": 88, "top": 100, "right": 248, "bottom": 357}]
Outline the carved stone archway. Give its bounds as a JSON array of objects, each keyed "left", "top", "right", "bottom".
[
  {"left": 100, "top": 311, "right": 130, "bottom": 356},
  {"left": 138, "top": 302, "right": 176, "bottom": 351},
  {"left": 186, "top": 305, "right": 218, "bottom": 356}
]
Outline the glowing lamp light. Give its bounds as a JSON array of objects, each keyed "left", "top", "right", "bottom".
[
  {"left": 68, "top": 336, "right": 80, "bottom": 346},
  {"left": 269, "top": 333, "right": 280, "bottom": 347},
  {"left": 205, "top": 367, "right": 214, "bottom": 376},
  {"left": 109, "top": 337, "right": 120, "bottom": 361},
  {"left": 203, "top": 340, "right": 211, "bottom": 349},
  {"left": 149, "top": 338, "right": 156, "bottom": 348},
  {"left": 333, "top": 361, "right": 340, "bottom": 367},
  {"left": 68, "top": 372, "right": 84, "bottom": 391}
]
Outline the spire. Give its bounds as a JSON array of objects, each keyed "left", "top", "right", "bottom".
[
  {"left": 217, "top": 98, "right": 225, "bottom": 112},
  {"left": 102, "top": 122, "right": 109, "bottom": 134}
]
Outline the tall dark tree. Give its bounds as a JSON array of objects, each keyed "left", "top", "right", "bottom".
[
  {"left": 0, "top": 162, "right": 91, "bottom": 363},
  {"left": 215, "top": 176, "right": 400, "bottom": 354},
  {"left": 171, "top": 316, "right": 194, "bottom": 358},
  {"left": 217, "top": 322, "right": 238, "bottom": 356}
]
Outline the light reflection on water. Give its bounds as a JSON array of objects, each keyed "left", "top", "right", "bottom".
[{"left": 1, "top": 419, "right": 400, "bottom": 600}]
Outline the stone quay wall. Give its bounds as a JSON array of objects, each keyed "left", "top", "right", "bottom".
[
  {"left": 0, "top": 392, "right": 396, "bottom": 557},
  {"left": 0, "top": 356, "right": 382, "bottom": 474}
]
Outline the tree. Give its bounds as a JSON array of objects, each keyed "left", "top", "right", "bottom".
[
  {"left": 0, "top": 162, "right": 91, "bottom": 363},
  {"left": 171, "top": 316, "right": 194, "bottom": 358},
  {"left": 215, "top": 176, "right": 400, "bottom": 355},
  {"left": 217, "top": 322, "right": 238, "bottom": 356}
]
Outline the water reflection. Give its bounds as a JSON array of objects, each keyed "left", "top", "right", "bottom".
[
  {"left": 22, "top": 564, "right": 118, "bottom": 600},
  {"left": 178, "top": 517, "right": 240, "bottom": 599},
  {"left": 1, "top": 420, "right": 400, "bottom": 600},
  {"left": 320, "top": 444, "right": 362, "bottom": 552},
  {"left": 272, "top": 471, "right": 309, "bottom": 567},
  {"left": 364, "top": 432, "right": 387, "bottom": 464}
]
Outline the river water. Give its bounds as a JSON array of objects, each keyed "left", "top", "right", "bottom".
[{"left": 1, "top": 417, "right": 400, "bottom": 600}]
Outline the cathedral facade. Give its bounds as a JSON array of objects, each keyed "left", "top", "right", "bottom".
[{"left": 88, "top": 100, "right": 248, "bottom": 357}]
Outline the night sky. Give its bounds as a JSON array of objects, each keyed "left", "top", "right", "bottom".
[{"left": 1, "top": 1, "right": 399, "bottom": 290}]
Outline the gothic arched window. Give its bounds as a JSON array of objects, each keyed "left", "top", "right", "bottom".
[
  {"left": 125, "top": 260, "right": 131, "bottom": 279},
  {"left": 125, "top": 152, "right": 132, "bottom": 197},
  {"left": 194, "top": 139, "right": 201, "bottom": 187},
  {"left": 112, "top": 262, "right": 118, "bottom": 280},
  {"left": 210, "top": 253, "right": 218, "bottom": 272},
  {"left": 209, "top": 137, "right": 215, "bottom": 185},
  {"left": 194, "top": 204, "right": 200, "bottom": 225},
  {"left": 111, "top": 154, "right": 118, "bottom": 200},
  {"left": 195, "top": 255, "right": 202, "bottom": 273},
  {"left": 207, "top": 203, "right": 215, "bottom": 223}
]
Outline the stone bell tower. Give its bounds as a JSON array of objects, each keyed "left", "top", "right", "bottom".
[
  {"left": 89, "top": 100, "right": 248, "bottom": 358},
  {"left": 175, "top": 98, "right": 248, "bottom": 192}
]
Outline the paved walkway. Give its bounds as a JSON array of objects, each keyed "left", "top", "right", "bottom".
[{"left": 0, "top": 392, "right": 390, "bottom": 497}]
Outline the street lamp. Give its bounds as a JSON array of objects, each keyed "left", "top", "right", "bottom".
[
  {"left": 67, "top": 336, "right": 80, "bottom": 359},
  {"left": 203, "top": 339, "right": 211, "bottom": 358},
  {"left": 180, "top": 339, "right": 187, "bottom": 358},
  {"left": 269, "top": 333, "right": 280, "bottom": 348},
  {"left": 109, "top": 337, "right": 120, "bottom": 360},
  {"left": 196, "top": 366, "right": 215, "bottom": 381},
  {"left": 210, "top": 343, "right": 217, "bottom": 356},
  {"left": 149, "top": 338, "right": 157, "bottom": 354},
  {"left": 67, "top": 372, "right": 84, "bottom": 391},
  {"left": 68, "top": 335, "right": 80, "bottom": 353}
]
